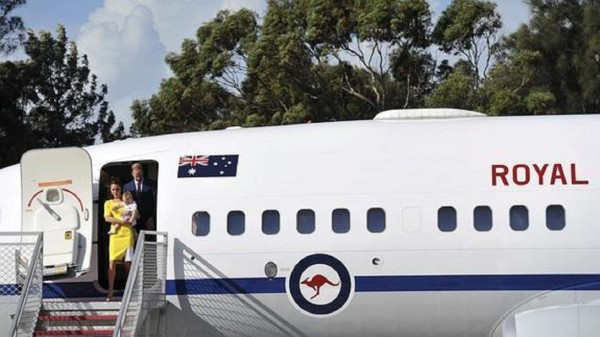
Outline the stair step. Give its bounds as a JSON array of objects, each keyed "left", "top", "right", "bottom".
[
  {"left": 33, "top": 329, "right": 114, "bottom": 336},
  {"left": 38, "top": 314, "right": 118, "bottom": 321},
  {"left": 42, "top": 301, "right": 121, "bottom": 311}
]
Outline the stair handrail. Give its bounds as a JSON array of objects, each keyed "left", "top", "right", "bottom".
[
  {"left": 113, "top": 230, "right": 168, "bottom": 337},
  {"left": 9, "top": 232, "right": 43, "bottom": 337}
]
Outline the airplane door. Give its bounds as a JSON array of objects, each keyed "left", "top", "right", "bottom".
[{"left": 21, "top": 147, "right": 93, "bottom": 276}]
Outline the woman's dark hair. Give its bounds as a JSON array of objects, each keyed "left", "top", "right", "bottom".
[{"left": 107, "top": 177, "right": 121, "bottom": 194}]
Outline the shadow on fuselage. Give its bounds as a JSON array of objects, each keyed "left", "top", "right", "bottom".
[{"left": 172, "top": 239, "right": 305, "bottom": 337}]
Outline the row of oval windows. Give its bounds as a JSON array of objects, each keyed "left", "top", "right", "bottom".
[{"left": 191, "top": 205, "right": 566, "bottom": 236}]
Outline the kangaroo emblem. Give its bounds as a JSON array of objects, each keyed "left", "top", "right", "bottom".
[{"left": 301, "top": 274, "right": 340, "bottom": 299}]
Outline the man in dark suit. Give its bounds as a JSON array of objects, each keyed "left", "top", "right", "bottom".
[{"left": 123, "top": 162, "right": 156, "bottom": 232}]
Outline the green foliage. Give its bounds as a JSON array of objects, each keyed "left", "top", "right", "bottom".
[
  {"left": 432, "top": 0, "right": 501, "bottom": 85},
  {"left": 23, "top": 26, "right": 124, "bottom": 146},
  {"left": 525, "top": 91, "right": 556, "bottom": 115},
  {"left": 0, "top": 25, "right": 124, "bottom": 167},
  {"left": 355, "top": 0, "right": 431, "bottom": 47},
  {"left": 482, "top": 50, "right": 544, "bottom": 115},
  {"left": 486, "top": 89, "right": 522, "bottom": 116},
  {"left": 576, "top": 2, "right": 600, "bottom": 111},
  {"left": 0, "top": 61, "right": 32, "bottom": 165},
  {"left": 131, "top": 0, "right": 437, "bottom": 136},
  {"left": 131, "top": 0, "right": 600, "bottom": 136},
  {"left": 426, "top": 65, "right": 478, "bottom": 110},
  {"left": 132, "top": 9, "right": 257, "bottom": 135},
  {"left": 496, "top": 0, "right": 600, "bottom": 113},
  {"left": 0, "top": 0, "right": 26, "bottom": 55}
]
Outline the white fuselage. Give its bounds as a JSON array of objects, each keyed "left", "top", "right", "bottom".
[{"left": 1, "top": 114, "right": 600, "bottom": 337}]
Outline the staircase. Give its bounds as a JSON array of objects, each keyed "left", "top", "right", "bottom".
[
  {"left": 7, "top": 230, "right": 168, "bottom": 337},
  {"left": 33, "top": 300, "right": 120, "bottom": 336}
]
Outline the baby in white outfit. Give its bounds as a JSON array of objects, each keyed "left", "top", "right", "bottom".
[{"left": 108, "top": 191, "right": 137, "bottom": 235}]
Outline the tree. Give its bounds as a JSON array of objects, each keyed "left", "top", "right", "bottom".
[
  {"left": 432, "top": 0, "right": 502, "bottom": 84},
  {"left": 0, "top": 0, "right": 26, "bottom": 55},
  {"left": 0, "top": 60, "right": 33, "bottom": 165},
  {"left": 24, "top": 25, "right": 124, "bottom": 147},
  {"left": 0, "top": 25, "right": 124, "bottom": 167},
  {"left": 575, "top": 1, "right": 600, "bottom": 111},
  {"left": 132, "top": 1, "right": 437, "bottom": 136},
  {"left": 426, "top": 61, "right": 478, "bottom": 110},
  {"left": 132, "top": 9, "right": 256, "bottom": 135},
  {"left": 483, "top": 49, "right": 555, "bottom": 115},
  {"left": 488, "top": 0, "right": 600, "bottom": 114},
  {"left": 297, "top": 0, "right": 434, "bottom": 114}
]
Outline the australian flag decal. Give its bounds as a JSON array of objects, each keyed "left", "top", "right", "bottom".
[{"left": 178, "top": 155, "right": 239, "bottom": 178}]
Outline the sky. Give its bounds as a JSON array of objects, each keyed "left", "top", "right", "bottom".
[{"left": 5, "top": 0, "right": 531, "bottom": 129}]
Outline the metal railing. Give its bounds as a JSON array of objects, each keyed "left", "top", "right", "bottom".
[
  {"left": 113, "top": 231, "right": 168, "bottom": 337},
  {"left": 3, "top": 232, "right": 44, "bottom": 337}
]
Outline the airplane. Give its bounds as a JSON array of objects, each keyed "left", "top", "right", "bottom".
[{"left": 0, "top": 108, "right": 599, "bottom": 337}]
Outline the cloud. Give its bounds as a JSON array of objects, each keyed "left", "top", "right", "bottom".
[
  {"left": 77, "top": 3, "right": 166, "bottom": 127},
  {"left": 76, "top": 0, "right": 266, "bottom": 129}
]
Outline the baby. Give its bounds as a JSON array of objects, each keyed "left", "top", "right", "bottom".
[{"left": 108, "top": 191, "right": 138, "bottom": 235}]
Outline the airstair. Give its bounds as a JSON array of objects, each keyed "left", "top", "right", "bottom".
[
  {"left": 1, "top": 232, "right": 44, "bottom": 337},
  {"left": 5, "top": 231, "right": 168, "bottom": 337},
  {"left": 112, "top": 231, "right": 168, "bottom": 337},
  {"left": 33, "top": 301, "right": 120, "bottom": 336}
]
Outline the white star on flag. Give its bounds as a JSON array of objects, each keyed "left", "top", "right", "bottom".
[{"left": 188, "top": 168, "right": 197, "bottom": 175}]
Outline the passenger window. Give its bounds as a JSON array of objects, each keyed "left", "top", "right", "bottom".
[
  {"left": 297, "top": 209, "right": 315, "bottom": 234},
  {"left": 546, "top": 205, "right": 565, "bottom": 231},
  {"left": 438, "top": 207, "right": 457, "bottom": 232},
  {"left": 192, "top": 211, "right": 210, "bottom": 236},
  {"left": 367, "top": 208, "right": 385, "bottom": 233},
  {"left": 332, "top": 208, "right": 350, "bottom": 233},
  {"left": 262, "top": 210, "right": 280, "bottom": 235},
  {"left": 227, "top": 211, "right": 245, "bottom": 235},
  {"left": 510, "top": 206, "right": 529, "bottom": 231},
  {"left": 474, "top": 206, "right": 492, "bottom": 232}
]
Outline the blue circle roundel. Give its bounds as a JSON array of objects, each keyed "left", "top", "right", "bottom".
[{"left": 288, "top": 254, "right": 353, "bottom": 316}]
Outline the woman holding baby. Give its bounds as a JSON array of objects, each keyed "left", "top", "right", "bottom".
[{"left": 103, "top": 178, "right": 138, "bottom": 301}]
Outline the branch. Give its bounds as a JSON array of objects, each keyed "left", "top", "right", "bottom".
[
  {"left": 342, "top": 73, "right": 376, "bottom": 109},
  {"left": 404, "top": 74, "right": 411, "bottom": 108}
]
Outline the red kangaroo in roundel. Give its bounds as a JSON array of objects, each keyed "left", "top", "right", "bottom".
[{"left": 301, "top": 274, "right": 339, "bottom": 299}]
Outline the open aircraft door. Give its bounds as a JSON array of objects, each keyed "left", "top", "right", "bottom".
[{"left": 21, "top": 147, "right": 93, "bottom": 277}]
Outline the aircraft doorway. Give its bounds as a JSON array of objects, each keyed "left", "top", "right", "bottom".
[{"left": 97, "top": 160, "right": 158, "bottom": 290}]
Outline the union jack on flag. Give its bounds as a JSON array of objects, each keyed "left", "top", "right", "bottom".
[
  {"left": 177, "top": 155, "right": 239, "bottom": 178},
  {"left": 179, "top": 155, "right": 209, "bottom": 167}
]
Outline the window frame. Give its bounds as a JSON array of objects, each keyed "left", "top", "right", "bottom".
[
  {"left": 332, "top": 208, "right": 350, "bottom": 234},
  {"left": 227, "top": 210, "right": 245, "bottom": 236},
  {"left": 438, "top": 206, "right": 457, "bottom": 232},
  {"left": 262, "top": 210, "right": 281, "bottom": 235},
  {"left": 297, "top": 209, "right": 315, "bottom": 234},
  {"left": 367, "top": 208, "right": 386, "bottom": 233},
  {"left": 510, "top": 205, "right": 529, "bottom": 231},
  {"left": 473, "top": 206, "right": 493, "bottom": 232},
  {"left": 546, "top": 205, "right": 566, "bottom": 231},
  {"left": 192, "top": 211, "right": 210, "bottom": 236}
]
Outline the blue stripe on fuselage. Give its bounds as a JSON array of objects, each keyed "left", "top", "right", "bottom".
[
  {"left": 165, "top": 274, "right": 600, "bottom": 295},
  {"left": 3, "top": 274, "right": 600, "bottom": 299},
  {"left": 354, "top": 274, "right": 600, "bottom": 292}
]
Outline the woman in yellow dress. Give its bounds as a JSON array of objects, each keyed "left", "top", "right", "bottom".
[{"left": 103, "top": 179, "right": 136, "bottom": 301}]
